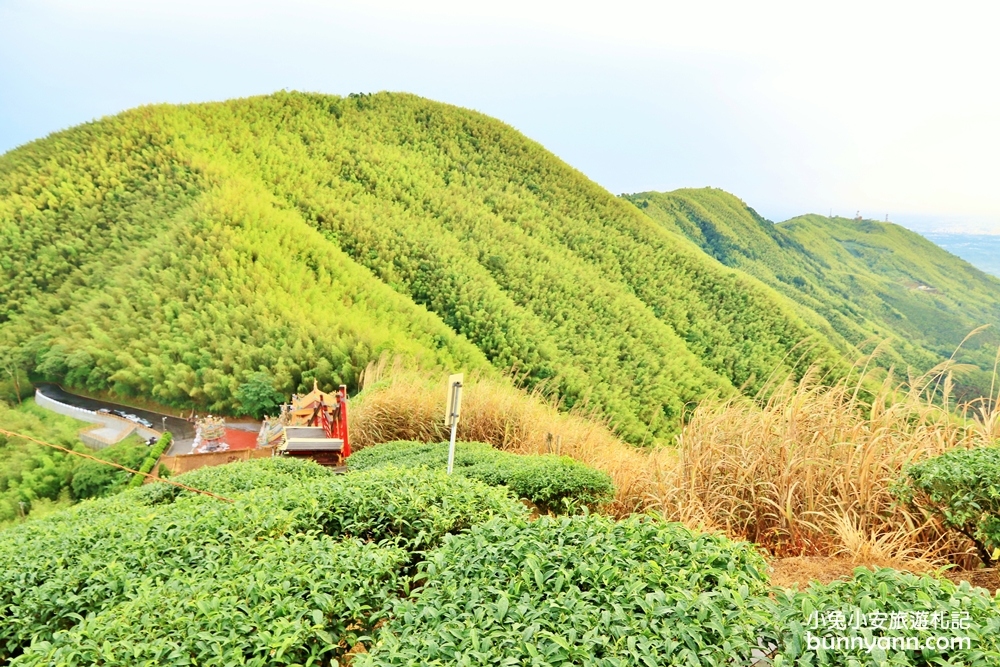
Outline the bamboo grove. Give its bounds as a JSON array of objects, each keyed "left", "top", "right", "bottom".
[{"left": 4, "top": 91, "right": 999, "bottom": 442}]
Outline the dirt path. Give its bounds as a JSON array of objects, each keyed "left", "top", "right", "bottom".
[{"left": 769, "top": 556, "right": 999, "bottom": 593}]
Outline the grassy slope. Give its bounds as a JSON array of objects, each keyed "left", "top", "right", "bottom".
[
  {"left": 627, "top": 188, "right": 1000, "bottom": 399},
  {"left": 0, "top": 92, "right": 844, "bottom": 443}
]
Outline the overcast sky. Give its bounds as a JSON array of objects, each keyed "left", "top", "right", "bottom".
[{"left": 2, "top": 0, "right": 998, "bottom": 232}]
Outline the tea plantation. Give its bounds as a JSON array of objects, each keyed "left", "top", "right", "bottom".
[
  {"left": 2, "top": 457, "right": 998, "bottom": 666},
  {"left": 348, "top": 440, "right": 614, "bottom": 513}
]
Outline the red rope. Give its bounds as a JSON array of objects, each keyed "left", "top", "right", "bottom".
[{"left": 0, "top": 428, "right": 234, "bottom": 503}]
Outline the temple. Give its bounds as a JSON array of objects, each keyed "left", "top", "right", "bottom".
[{"left": 257, "top": 380, "right": 350, "bottom": 467}]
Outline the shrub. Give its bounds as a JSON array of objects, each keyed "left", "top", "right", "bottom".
[
  {"left": 12, "top": 536, "right": 406, "bottom": 667},
  {"left": 0, "top": 399, "right": 91, "bottom": 523},
  {"left": 0, "top": 461, "right": 524, "bottom": 660},
  {"left": 135, "top": 458, "right": 525, "bottom": 552},
  {"left": 309, "top": 465, "right": 527, "bottom": 552},
  {"left": 770, "top": 567, "right": 1000, "bottom": 666},
  {"left": 126, "top": 431, "right": 173, "bottom": 488},
  {"left": 359, "top": 512, "right": 1000, "bottom": 667},
  {"left": 136, "top": 451, "right": 335, "bottom": 503},
  {"left": 892, "top": 447, "right": 1000, "bottom": 565},
  {"left": 350, "top": 440, "right": 614, "bottom": 513},
  {"left": 357, "top": 514, "right": 775, "bottom": 667},
  {"left": 68, "top": 438, "right": 148, "bottom": 500}
]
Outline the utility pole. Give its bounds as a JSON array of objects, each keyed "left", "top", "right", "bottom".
[{"left": 444, "top": 373, "right": 464, "bottom": 474}]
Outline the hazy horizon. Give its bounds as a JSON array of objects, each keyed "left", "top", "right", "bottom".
[{"left": 3, "top": 1, "right": 998, "bottom": 233}]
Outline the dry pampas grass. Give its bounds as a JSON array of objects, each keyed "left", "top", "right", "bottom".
[{"left": 348, "top": 352, "right": 1000, "bottom": 567}]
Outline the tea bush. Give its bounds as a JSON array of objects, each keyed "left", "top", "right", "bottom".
[
  {"left": 137, "top": 454, "right": 335, "bottom": 502},
  {"left": 12, "top": 536, "right": 405, "bottom": 667},
  {"left": 358, "top": 515, "right": 1000, "bottom": 667},
  {"left": 349, "top": 440, "right": 614, "bottom": 513},
  {"left": 771, "top": 567, "right": 1000, "bottom": 666},
  {"left": 893, "top": 446, "right": 1000, "bottom": 565},
  {"left": 126, "top": 431, "right": 173, "bottom": 488},
  {"left": 0, "top": 460, "right": 524, "bottom": 661},
  {"left": 357, "top": 513, "right": 776, "bottom": 666},
  {"left": 310, "top": 466, "right": 526, "bottom": 552}
]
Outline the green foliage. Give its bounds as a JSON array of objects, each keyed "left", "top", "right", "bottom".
[
  {"left": 138, "top": 458, "right": 526, "bottom": 552},
  {"left": 0, "top": 458, "right": 524, "bottom": 662},
  {"left": 0, "top": 373, "right": 30, "bottom": 405},
  {"left": 0, "top": 346, "right": 32, "bottom": 405},
  {"left": 0, "top": 91, "right": 844, "bottom": 443},
  {"left": 0, "top": 399, "right": 88, "bottom": 523},
  {"left": 628, "top": 189, "right": 1000, "bottom": 402},
  {"left": 893, "top": 447, "right": 1000, "bottom": 565},
  {"left": 359, "top": 514, "right": 1000, "bottom": 667},
  {"left": 126, "top": 431, "right": 172, "bottom": 488},
  {"left": 12, "top": 536, "right": 405, "bottom": 667},
  {"left": 4, "top": 455, "right": 999, "bottom": 665},
  {"left": 771, "top": 567, "right": 1000, "bottom": 666},
  {"left": 349, "top": 440, "right": 614, "bottom": 513},
  {"left": 141, "top": 453, "right": 334, "bottom": 501},
  {"left": 357, "top": 514, "right": 776, "bottom": 666},
  {"left": 68, "top": 437, "right": 148, "bottom": 500},
  {"left": 234, "top": 370, "right": 285, "bottom": 419},
  {"left": 308, "top": 464, "right": 527, "bottom": 553}
]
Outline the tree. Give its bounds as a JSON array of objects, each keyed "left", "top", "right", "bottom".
[
  {"left": 0, "top": 346, "right": 30, "bottom": 405},
  {"left": 235, "top": 370, "right": 285, "bottom": 420}
]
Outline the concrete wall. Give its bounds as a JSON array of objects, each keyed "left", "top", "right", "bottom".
[
  {"left": 80, "top": 425, "right": 130, "bottom": 450},
  {"left": 34, "top": 389, "right": 101, "bottom": 423},
  {"left": 159, "top": 447, "right": 275, "bottom": 476}
]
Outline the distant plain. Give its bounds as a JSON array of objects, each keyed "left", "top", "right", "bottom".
[{"left": 923, "top": 233, "right": 1000, "bottom": 278}]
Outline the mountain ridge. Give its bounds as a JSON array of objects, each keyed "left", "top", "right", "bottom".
[
  {"left": 1, "top": 91, "right": 846, "bottom": 443},
  {"left": 626, "top": 188, "right": 1000, "bottom": 399},
  {"left": 9, "top": 91, "right": 998, "bottom": 442}
]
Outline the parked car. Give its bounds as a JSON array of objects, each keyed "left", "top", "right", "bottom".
[{"left": 97, "top": 407, "right": 152, "bottom": 428}]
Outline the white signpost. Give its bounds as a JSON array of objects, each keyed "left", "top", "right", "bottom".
[{"left": 444, "top": 373, "right": 464, "bottom": 474}]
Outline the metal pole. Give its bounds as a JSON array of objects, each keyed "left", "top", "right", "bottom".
[{"left": 446, "top": 381, "right": 460, "bottom": 474}]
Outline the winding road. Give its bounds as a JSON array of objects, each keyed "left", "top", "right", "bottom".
[{"left": 35, "top": 384, "right": 197, "bottom": 455}]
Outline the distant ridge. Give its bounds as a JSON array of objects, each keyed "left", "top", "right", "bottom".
[{"left": 626, "top": 188, "right": 1000, "bottom": 400}]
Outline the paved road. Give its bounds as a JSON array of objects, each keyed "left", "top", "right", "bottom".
[{"left": 35, "top": 384, "right": 197, "bottom": 454}]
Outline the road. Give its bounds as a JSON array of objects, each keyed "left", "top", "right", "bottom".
[{"left": 35, "top": 384, "right": 197, "bottom": 454}]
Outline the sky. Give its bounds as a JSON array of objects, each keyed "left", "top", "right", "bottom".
[{"left": 2, "top": 0, "right": 999, "bottom": 232}]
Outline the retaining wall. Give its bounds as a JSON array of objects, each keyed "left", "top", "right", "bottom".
[
  {"left": 35, "top": 389, "right": 101, "bottom": 423},
  {"left": 159, "top": 447, "right": 275, "bottom": 476}
]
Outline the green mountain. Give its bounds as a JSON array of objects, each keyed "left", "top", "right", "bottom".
[
  {"left": 626, "top": 188, "right": 1000, "bottom": 400},
  {"left": 0, "top": 92, "right": 842, "bottom": 443}
]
